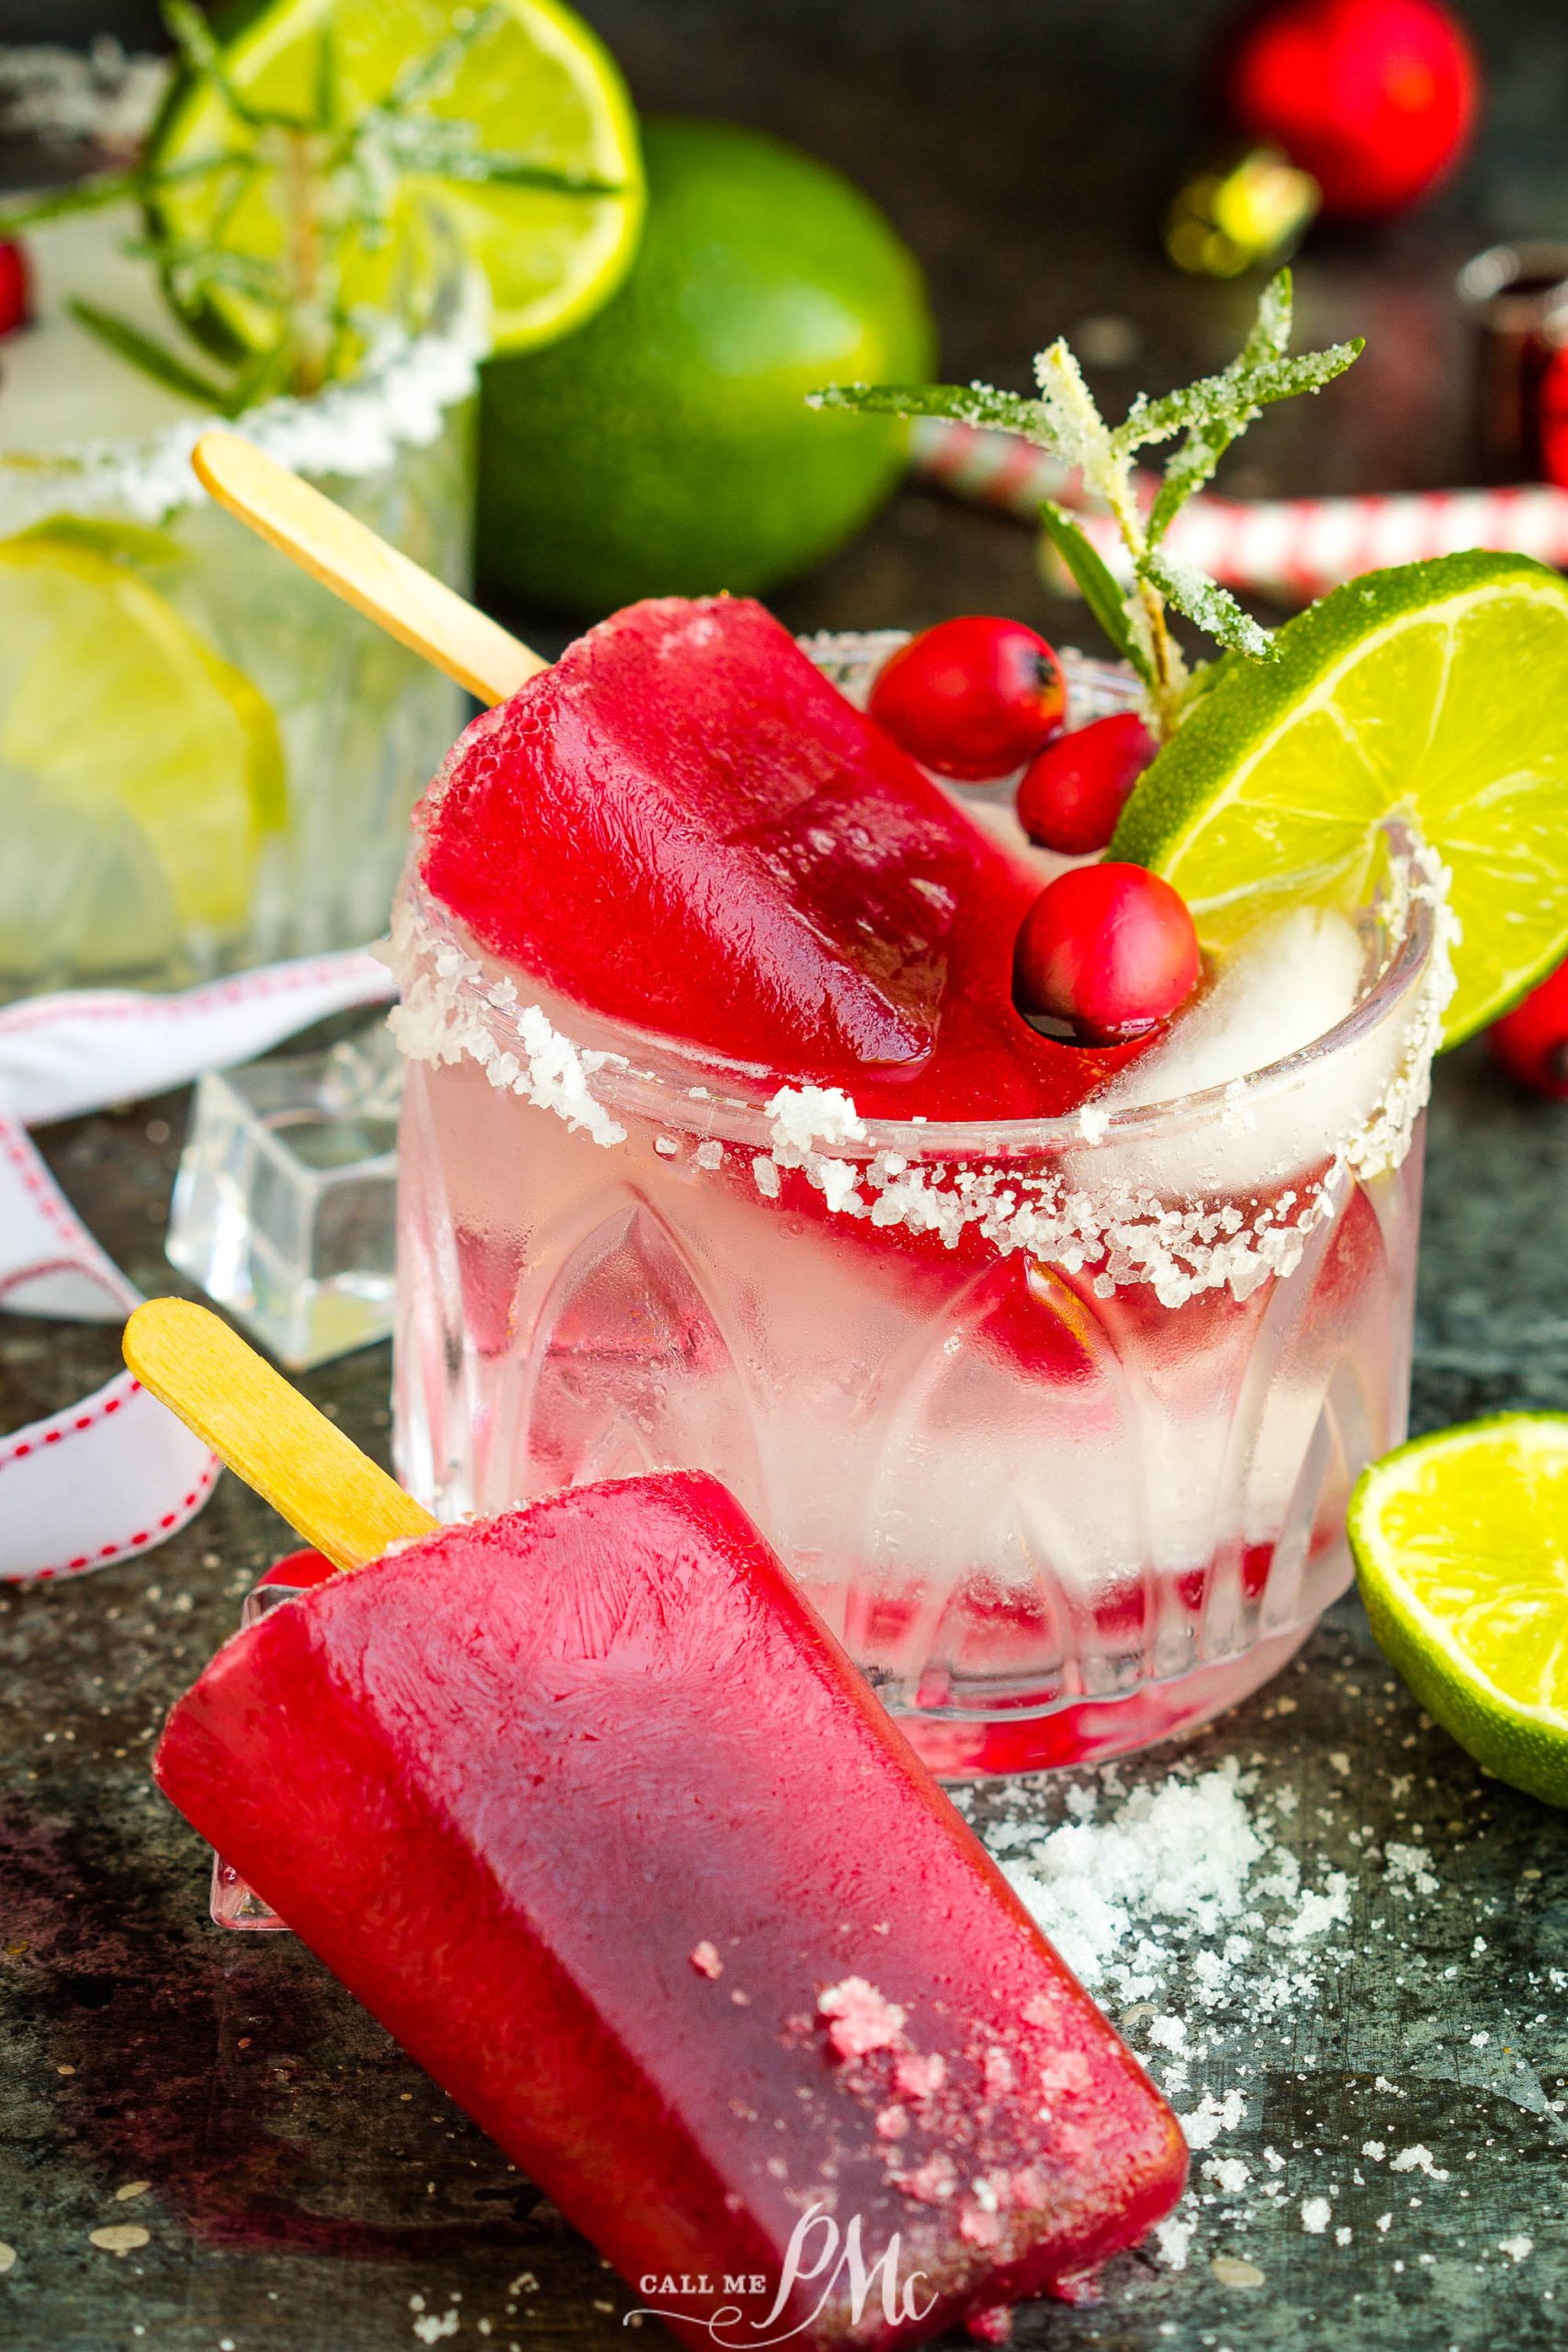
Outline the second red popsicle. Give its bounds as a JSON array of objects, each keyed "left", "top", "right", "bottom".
[{"left": 154, "top": 1472, "right": 1186, "bottom": 2346}]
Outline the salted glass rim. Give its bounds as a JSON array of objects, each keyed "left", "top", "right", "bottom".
[
  {"left": 399, "top": 812, "right": 1438, "bottom": 1159},
  {"left": 0, "top": 254, "right": 484, "bottom": 489}
]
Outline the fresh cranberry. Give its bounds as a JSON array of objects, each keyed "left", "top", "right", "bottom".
[
  {"left": 1491, "top": 955, "right": 1568, "bottom": 1101},
  {"left": 1016, "top": 710, "right": 1157, "bottom": 856},
  {"left": 868, "top": 616, "right": 1066, "bottom": 781},
  {"left": 0, "top": 240, "right": 31, "bottom": 338},
  {"left": 1013, "top": 863, "right": 1200, "bottom": 1045}
]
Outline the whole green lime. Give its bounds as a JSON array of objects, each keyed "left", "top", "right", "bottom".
[{"left": 476, "top": 117, "right": 936, "bottom": 612}]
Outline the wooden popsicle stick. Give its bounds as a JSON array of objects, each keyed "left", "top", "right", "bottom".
[
  {"left": 124, "top": 1297, "right": 437, "bottom": 1573},
  {"left": 191, "top": 431, "right": 549, "bottom": 707}
]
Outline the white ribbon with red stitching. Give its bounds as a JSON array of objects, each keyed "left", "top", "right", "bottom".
[{"left": 0, "top": 952, "right": 397, "bottom": 1583}]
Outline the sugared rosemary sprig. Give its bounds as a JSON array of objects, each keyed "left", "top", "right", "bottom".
[
  {"left": 814, "top": 271, "right": 1361, "bottom": 740},
  {"left": 0, "top": 0, "right": 626, "bottom": 410}
]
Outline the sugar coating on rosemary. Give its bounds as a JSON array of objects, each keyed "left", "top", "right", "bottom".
[
  {"left": 814, "top": 269, "right": 1361, "bottom": 740},
  {"left": 386, "top": 843, "right": 1453, "bottom": 1312}
]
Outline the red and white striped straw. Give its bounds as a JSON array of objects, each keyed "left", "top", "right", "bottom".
[{"left": 908, "top": 417, "right": 1568, "bottom": 605}]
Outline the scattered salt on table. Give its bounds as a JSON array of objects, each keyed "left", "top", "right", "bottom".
[{"left": 964, "top": 1732, "right": 1514, "bottom": 2287}]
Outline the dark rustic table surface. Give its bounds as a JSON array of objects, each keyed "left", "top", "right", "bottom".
[{"left": 5, "top": 6, "right": 1568, "bottom": 2349}]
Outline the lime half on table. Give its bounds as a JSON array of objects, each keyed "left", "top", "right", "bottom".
[
  {"left": 146, "top": 0, "right": 643, "bottom": 357},
  {"left": 1351, "top": 1416, "right": 1568, "bottom": 1807},
  {"left": 1112, "top": 553, "right": 1568, "bottom": 1044},
  {"left": 0, "top": 521, "right": 284, "bottom": 979}
]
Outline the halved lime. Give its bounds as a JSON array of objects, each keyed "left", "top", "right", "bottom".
[
  {"left": 1350, "top": 1414, "right": 1568, "bottom": 1807},
  {"left": 0, "top": 521, "right": 285, "bottom": 977},
  {"left": 1111, "top": 553, "right": 1568, "bottom": 1044},
  {"left": 146, "top": 0, "right": 643, "bottom": 357}
]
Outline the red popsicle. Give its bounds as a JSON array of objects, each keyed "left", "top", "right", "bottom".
[
  {"left": 415, "top": 595, "right": 1139, "bottom": 1120},
  {"left": 155, "top": 1473, "right": 1186, "bottom": 2344}
]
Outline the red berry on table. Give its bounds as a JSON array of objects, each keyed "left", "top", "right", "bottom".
[
  {"left": 1016, "top": 710, "right": 1157, "bottom": 856},
  {"left": 869, "top": 616, "right": 1066, "bottom": 781},
  {"left": 1539, "top": 346, "right": 1568, "bottom": 492},
  {"left": 0, "top": 239, "right": 30, "bottom": 338},
  {"left": 1013, "top": 863, "right": 1201, "bottom": 1046},
  {"left": 1491, "top": 956, "right": 1568, "bottom": 1101},
  {"left": 1222, "top": 0, "right": 1479, "bottom": 222}
]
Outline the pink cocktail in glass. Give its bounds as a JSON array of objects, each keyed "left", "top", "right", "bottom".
[{"left": 389, "top": 626, "right": 1445, "bottom": 1777}]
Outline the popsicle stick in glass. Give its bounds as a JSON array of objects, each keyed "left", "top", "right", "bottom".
[
  {"left": 128, "top": 1299, "right": 1188, "bottom": 2343},
  {"left": 191, "top": 430, "right": 547, "bottom": 706},
  {"left": 190, "top": 432, "right": 1086, "bottom": 1111}
]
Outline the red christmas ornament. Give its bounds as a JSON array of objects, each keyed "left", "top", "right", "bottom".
[{"left": 1223, "top": 0, "right": 1479, "bottom": 221}]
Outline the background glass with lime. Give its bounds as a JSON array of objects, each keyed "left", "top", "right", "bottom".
[
  {"left": 0, "top": 2, "right": 641, "bottom": 996},
  {"left": 0, "top": 239, "right": 479, "bottom": 994}
]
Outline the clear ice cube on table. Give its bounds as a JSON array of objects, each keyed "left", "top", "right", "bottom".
[{"left": 165, "top": 1022, "right": 400, "bottom": 1370}]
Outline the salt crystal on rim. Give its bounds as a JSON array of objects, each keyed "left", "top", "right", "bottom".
[{"left": 765, "top": 1085, "right": 867, "bottom": 1157}]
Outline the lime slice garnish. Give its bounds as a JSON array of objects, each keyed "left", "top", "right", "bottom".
[
  {"left": 1111, "top": 552, "right": 1568, "bottom": 1045},
  {"left": 145, "top": 0, "right": 643, "bottom": 357},
  {"left": 0, "top": 520, "right": 285, "bottom": 977},
  {"left": 1350, "top": 1414, "right": 1568, "bottom": 1808}
]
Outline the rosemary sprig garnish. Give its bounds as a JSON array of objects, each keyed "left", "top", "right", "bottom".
[
  {"left": 814, "top": 271, "right": 1362, "bottom": 740},
  {"left": 0, "top": 0, "right": 627, "bottom": 410}
]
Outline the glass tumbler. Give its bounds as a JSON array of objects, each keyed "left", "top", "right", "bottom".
[{"left": 389, "top": 643, "right": 1444, "bottom": 1778}]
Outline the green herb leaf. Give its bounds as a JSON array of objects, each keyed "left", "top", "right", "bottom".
[
  {"left": 1146, "top": 430, "right": 1226, "bottom": 546},
  {"left": 1146, "top": 276, "right": 1290, "bottom": 542},
  {"left": 162, "top": 0, "right": 281, "bottom": 131},
  {"left": 130, "top": 233, "right": 286, "bottom": 310},
  {"left": 313, "top": 23, "right": 342, "bottom": 136},
  {"left": 1145, "top": 273, "right": 1358, "bottom": 545},
  {"left": 386, "top": 1, "right": 504, "bottom": 112},
  {"left": 1241, "top": 267, "right": 1294, "bottom": 368},
  {"left": 439, "top": 153, "right": 626, "bottom": 196},
  {"left": 68, "top": 300, "right": 242, "bottom": 415},
  {"left": 1032, "top": 340, "right": 1116, "bottom": 488},
  {"left": 1141, "top": 546, "right": 1276, "bottom": 661},
  {"left": 810, "top": 380, "right": 1048, "bottom": 436},
  {"left": 1115, "top": 337, "right": 1363, "bottom": 456},
  {"left": 1039, "top": 501, "right": 1149, "bottom": 682},
  {"left": 0, "top": 174, "right": 137, "bottom": 233}
]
